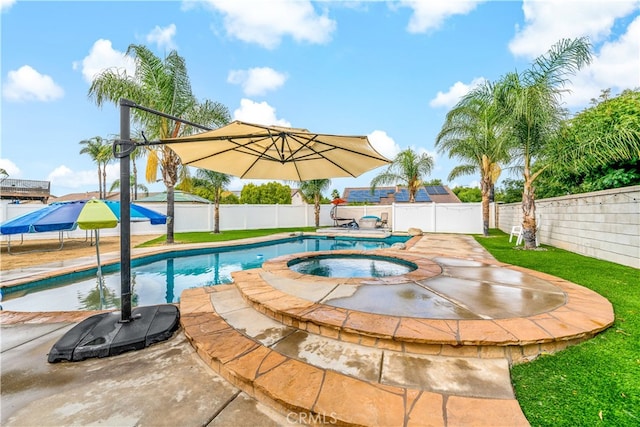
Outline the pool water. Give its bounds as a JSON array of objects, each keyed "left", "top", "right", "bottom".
[
  {"left": 1, "top": 236, "right": 408, "bottom": 312},
  {"left": 289, "top": 254, "right": 417, "bottom": 278}
]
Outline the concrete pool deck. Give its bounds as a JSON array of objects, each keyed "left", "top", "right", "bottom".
[{"left": 1, "top": 233, "right": 614, "bottom": 426}]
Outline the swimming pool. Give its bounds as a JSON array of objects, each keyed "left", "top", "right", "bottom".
[
  {"left": 288, "top": 254, "right": 417, "bottom": 278},
  {"left": 0, "top": 235, "right": 409, "bottom": 312}
]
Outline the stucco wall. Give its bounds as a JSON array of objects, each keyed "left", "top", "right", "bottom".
[{"left": 497, "top": 185, "right": 640, "bottom": 269}]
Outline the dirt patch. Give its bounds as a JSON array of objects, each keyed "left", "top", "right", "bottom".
[{"left": 1, "top": 235, "right": 162, "bottom": 271}]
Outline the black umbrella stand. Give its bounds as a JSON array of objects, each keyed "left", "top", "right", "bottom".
[{"left": 48, "top": 100, "right": 190, "bottom": 363}]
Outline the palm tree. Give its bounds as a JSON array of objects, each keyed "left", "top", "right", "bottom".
[
  {"left": 127, "top": 136, "right": 147, "bottom": 201},
  {"left": 88, "top": 44, "right": 230, "bottom": 243},
  {"left": 496, "top": 37, "right": 592, "bottom": 248},
  {"left": 98, "top": 141, "right": 113, "bottom": 198},
  {"left": 435, "top": 80, "right": 509, "bottom": 236},
  {"left": 79, "top": 136, "right": 111, "bottom": 199},
  {"left": 370, "top": 148, "right": 434, "bottom": 202},
  {"left": 299, "top": 179, "right": 331, "bottom": 227},
  {"left": 194, "top": 169, "right": 231, "bottom": 233}
]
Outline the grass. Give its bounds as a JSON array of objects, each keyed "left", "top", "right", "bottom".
[
  {"left": 138, "top": 227, "right": 318, "bottom": 247},
  {"left": 475, "top": 230, "right": 639, "bottom": 427}
]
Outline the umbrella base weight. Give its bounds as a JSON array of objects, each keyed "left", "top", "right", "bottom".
[{"left": 47, "top": 304, "right": 180, "bottom": 363}]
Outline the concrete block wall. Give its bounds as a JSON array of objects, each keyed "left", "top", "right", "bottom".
[{"left": 497, "top": 186, "right": 640, "bottom": 269}]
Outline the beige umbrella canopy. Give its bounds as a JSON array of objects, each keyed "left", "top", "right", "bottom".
[{"left": 162, "top": 121, "right": 390, "bottom": 181}]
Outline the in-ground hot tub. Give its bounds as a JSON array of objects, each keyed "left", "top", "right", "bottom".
[{"left": 287, "top": 253, "right": 417, "bottom": 278}]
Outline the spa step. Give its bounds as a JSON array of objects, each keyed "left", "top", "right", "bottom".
[
  {"left": 230, "top": 264, "right": 613, "bottom": 364},
  {"left": 179, "top": 286, "right": 529, "bottom": 426}
]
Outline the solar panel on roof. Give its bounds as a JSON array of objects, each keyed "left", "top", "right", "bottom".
[
  {"left": 395, "top": 189, "right": 409, "bottom": 202},
  {"left": 415, "top": 189, "right": 431, "bottom": 202},
  {"left": 425, "top": 185, "right": 449, "bottom": 195}
]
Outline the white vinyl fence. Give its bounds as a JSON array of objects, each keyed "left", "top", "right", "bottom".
[
  {"left": 3, "top": 186, "right": 636, "bottom": 268},
  {"left": 0, "top": 201, "right": 483, "bottom": 242}
]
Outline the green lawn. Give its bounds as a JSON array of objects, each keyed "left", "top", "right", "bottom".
[
  {"left": 138, "top": 227, "right": 317, "bottom": 247},
  {"left": 475, "top": 230, "right": 639, "bottom": 427}
]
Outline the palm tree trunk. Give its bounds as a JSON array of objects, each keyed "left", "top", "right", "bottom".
[
  {"left": 97, "top": 166, "right": 103, "bottom": 199},
  {"left": 521, "top": 176, "right": 538, "bottom": 249},
  {"left": 102, "top": 162, "right": 107, "bottom": 199},
  {"left": 166, "top": 185, "right": 175, "bottom": 244},
  {"left": 481, "top": 176, "right": 491, "bottom": 237},
  {"left": 214, "top": 191, "right": 220, "bottom": 233},
  {"left": 314, "top": 194, "right": 321, "bottom": 227},
  {"left": 132, "top": 158, "right": 138, "bottom": 201}
]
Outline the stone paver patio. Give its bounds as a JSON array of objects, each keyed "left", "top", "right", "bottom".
[{"left": 1, "top": 233, "right": 615, "bottom": 426}]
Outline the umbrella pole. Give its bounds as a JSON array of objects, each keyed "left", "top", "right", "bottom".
[
  {"left": 46, "top": 99, "right": 180, "bottom": 363},
  {"left": 95, "top": 229, "right": 104, "bottom": 309},
  {"left": 119, "top": 101, "right": 133, "bottom": 322}
]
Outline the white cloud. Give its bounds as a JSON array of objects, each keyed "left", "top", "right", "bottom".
[
  {"left": 202, "top": 0, "right": 336, "bottom": 49},
  {"left": 2, "top": 65, "right": 64, "bottom": 102},
  {"left": 73, "top": 39, "right": 136, "bottom": 84},
  {"left": 46, "top": 163, "right": 119, "bottom": 190},
  {"left": 397, "top": 0, "right": 485, "bottom": 33},
  {"left": 429, "top": 77, "right": 486, "bottom": 108},
  {"left": 508, "top": 1, "right": 640, "bottom": 108},
  {"left": 367, "top": 130, "right": 401, "bottom": 160},
  {"left": 1, "top": 0, "right": 16, "bottom": 12},
  {"left": 146, "top": 24, "right": 177, "bottom": 50},
  {"left": 47, "top": 165, "right": 95, "bottom": 189},
  {"left": 564, "top": 16, "right": 640, "bottom": 107},
  {"left": 0, "top": 158, "right": 21, "bottom": 177},
  {"left": 509, "top": 0, "right": 639, "bottom": 58},
  {"left": 232, "top": 98, "right": 291, "bottom": 126},
  {"left": 227, "top": 67, "right": 287, "bottom": 96}
]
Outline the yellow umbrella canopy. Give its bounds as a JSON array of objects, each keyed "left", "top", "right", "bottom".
[
  {"left": 162, "top": 121, "right": 390, "bottom": 181},
  {"left": 76, "top": 199, "right": 118, "bottom": 230}
]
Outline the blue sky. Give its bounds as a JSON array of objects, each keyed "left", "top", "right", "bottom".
[{"left": 2, "top": 0, "right": 639, "bottom": 198}]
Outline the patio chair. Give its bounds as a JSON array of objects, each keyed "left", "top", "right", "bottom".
[
  {"left": 377, "top": 212, "right": 389, "bottom": 228},
  {"left": 330, "top": 205, "right": 359, "bottom": 229},
  {"left": 509, "top": 225, "right": 523, "bottom": 245},
  {"left": 510, "top": 215, "right": 542, "bottom": 246}
]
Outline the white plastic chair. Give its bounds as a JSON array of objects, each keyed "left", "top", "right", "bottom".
[
  {"left": 510, "top": 216, "right": 542, "bottom": 246},
  {"left": 509, "top": 225, "right": 523, "bottom": 245}
]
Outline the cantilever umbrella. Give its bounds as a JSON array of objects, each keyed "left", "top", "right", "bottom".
[{"left": 162, "top": 120, "right": 391, "bottom": 181}]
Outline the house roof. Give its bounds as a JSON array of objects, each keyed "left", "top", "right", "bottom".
[
  {"left": 343, "top": 185, "right": 460, "bottom": 204},
  {"left": 136, "top": 191, "right": 211, "bottom": 204},
  {"left": 49, "top": 191, "right": 120, "bottom": 202}
]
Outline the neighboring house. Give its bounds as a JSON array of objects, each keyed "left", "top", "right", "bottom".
[
  {"left": 291, "top": 189, "right": 305, "bottom": 205},
  {"left": 49, "top": 191, "right": 120, "bottom": 203},
  {"left": 343, "top": 185, "right": 461, "bottom": 204},
  {"left": 136, "top": 191, "right": 211, "bottom": 204},
  {"left": 0, "top": 179, "right": 51, "bottom": 203}
]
